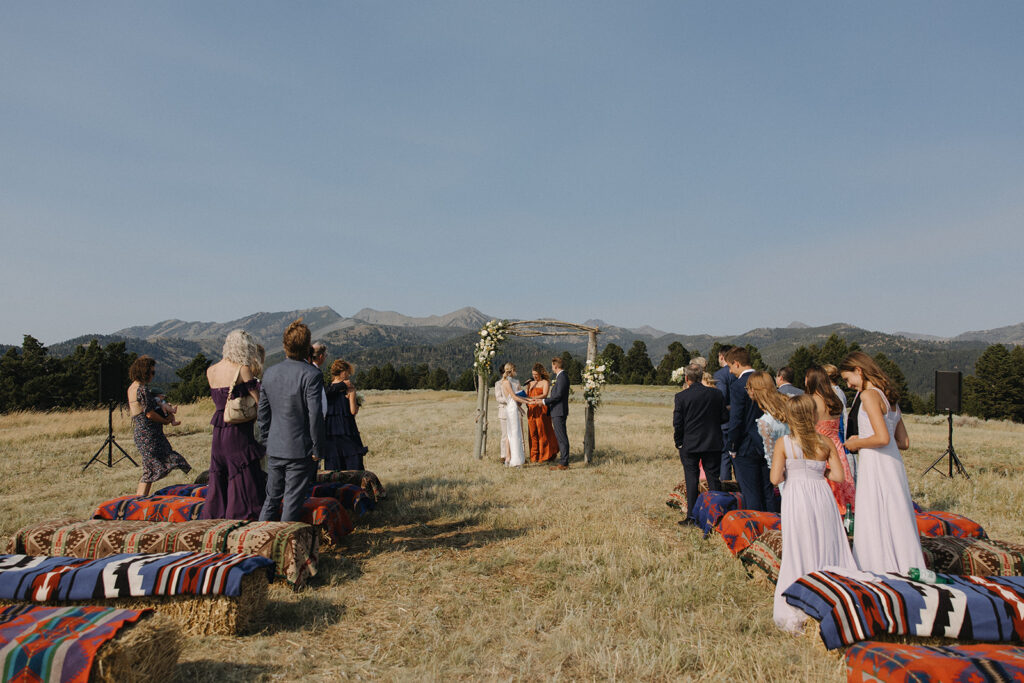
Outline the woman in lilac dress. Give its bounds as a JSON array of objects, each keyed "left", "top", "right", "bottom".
[{"left": 202, "top": 330, "right": 266, "bottom": 520}]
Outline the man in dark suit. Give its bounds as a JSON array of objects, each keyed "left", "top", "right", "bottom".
[
  {"left": 258, "top": 319, "right": 327, "bottom": 522},
  {"left": 674, "top": 363, "right": 729, "bottom": 525},
  {"left": 541, "top": 356, "right": 571, "bottom": 469},
  {"left": 713, "top": 345, "right": 735, "bottom": 481},
  {"left": 725, "top": 347, "right": 778, "bottom": 513}
]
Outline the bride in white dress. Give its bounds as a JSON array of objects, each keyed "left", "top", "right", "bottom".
[{"left": 497, "top": 363, "right": 529, "bottom": 467}]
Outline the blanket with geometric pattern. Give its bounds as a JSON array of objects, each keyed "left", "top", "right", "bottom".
[
  {"left": 783, "top": 570, "right": 1024, "bottom": 649},
  {"left": 845, "top": 641, "right": 1024, "bottom": 682},
  {"left": 0, "top": 552, "right": 274, "bottom": 601}
]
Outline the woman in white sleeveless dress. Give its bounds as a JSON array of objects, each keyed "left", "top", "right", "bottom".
[
  {"left": 840, "top": 352, "right": 924, "bottom": 574},
  {"left": 498, "top": 363, "right": 529, "bottom": 467},
  {"left": 770, "top": 395, "right": 857, "bottom": 632}
]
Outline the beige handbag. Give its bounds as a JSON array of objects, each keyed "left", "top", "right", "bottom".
[{"left": 223, "top": 366, "right": 257, "bottom": 424}]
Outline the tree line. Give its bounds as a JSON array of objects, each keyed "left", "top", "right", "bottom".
[{"left": 3, "top": 333, "right": 1022, "bottom": 423}]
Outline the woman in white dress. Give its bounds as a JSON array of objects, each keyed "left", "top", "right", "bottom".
[
  {"left": 497, "top": 363, "right": 529, "bottom": 467},
  {"left": 770, "top": 394, "right": 857, "bottom": 632},
  {"left": 840, "top": 351, "right": 924, "bottom": 574}
]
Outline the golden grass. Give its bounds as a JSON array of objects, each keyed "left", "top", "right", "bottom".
[{"left": 2, "top": 386, "right": 1023, "bottom": 681}]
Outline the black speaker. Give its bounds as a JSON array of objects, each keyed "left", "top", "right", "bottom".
[
  {"left": 99, "top": 362, "right": 128, "bottom": 405},
  {"left": 935, "top": 371, "right": 962, "bottom": 413}
]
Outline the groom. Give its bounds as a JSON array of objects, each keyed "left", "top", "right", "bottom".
[{"left": 539, "top": 357, "right": 570, "bottom": 470}]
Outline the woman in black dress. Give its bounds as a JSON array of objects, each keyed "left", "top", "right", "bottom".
[
  {"left": 324, "top": 360, "right": 368, "bottom": 471},
  {"left": 127, "top": 356, "right": 191, "bottom": 496}
]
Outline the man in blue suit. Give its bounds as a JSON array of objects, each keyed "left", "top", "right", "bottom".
[
  {"left": 725, "top": 347, "right": 779, "bottom": 513},
  {"left": 713, "top": 345, "right": 735, "bottom": 481},
  {"left": 541, "top": 356, "right": 571, "bottom": 470},
  {"left": 258, "top": 319, "right": 327, "bottom": 522}
]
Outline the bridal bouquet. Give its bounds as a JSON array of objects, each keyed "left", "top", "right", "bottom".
[
  {"left": 582, "top": 360, "right": 608, "bottom": 410},
  {"left": 670, "top": 367, "right": 687, "bottom": 384},
  {"left": 473, "top": 319, "right": 511, "bottom": 375}
]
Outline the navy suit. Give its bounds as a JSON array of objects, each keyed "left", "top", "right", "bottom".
[
  {"left": 726, "top": 370, "right": 778, "bottom": 513},
  {"left": 258, "top": 358, "right": 326, "bottom": 522},
  {"left": 713, "top": 365, "right": 734, "bottom": 479},
  {"left": 673, "top": 383, "right": 728, "bottom": 520},
  {"left": 544, "top": 370, "right": 570, "bottom": 466},
  {"left": 778, "top": 383, "right": 804, "bottom": 397}
]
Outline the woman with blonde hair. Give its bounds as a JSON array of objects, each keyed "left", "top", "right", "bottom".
[
  {"left": 770, "top": 394, "right": 856, "bottom": 632},
  {"left": 805, "top": 365, "right": 855, "bottom": 510},
  {"left": 203, "top": 329, "right": 266, "bottom": 520},
  {"left": 840, "top": 351, "right": 923, "bottom": 574},
  {"left": 745, "top": 371, "right": 791, "bottom": 472},
  {"left": 497, "top": 363, "right": 529, "bottom": 467}
]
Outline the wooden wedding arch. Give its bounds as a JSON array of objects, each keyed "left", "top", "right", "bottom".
[{"left": 473, "top": 320, "right": 600, "bottom": 464}]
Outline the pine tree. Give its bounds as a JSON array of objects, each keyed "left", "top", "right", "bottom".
[
  {"left": 654, "top": 342, "right": 690, "bottom": 384},
  {"left": 599, "top": 343, "right": 626, "bottom": 383},
  {"left": 622, "top": 341, "right": 655, "bottom": 385}
]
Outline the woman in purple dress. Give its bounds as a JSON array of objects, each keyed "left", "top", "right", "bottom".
[
  {"left": 202, "top": 330, "right": 266, "bottom": 520},
  {"left": 324, "top": 360, "right": 368, "bottom": 471}
]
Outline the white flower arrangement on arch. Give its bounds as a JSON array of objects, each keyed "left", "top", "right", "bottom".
[
  {"left": 473, "top": 319, "right": 511, "bottom": 376},
  {"left": 582, "top": 359, "right": 609, "bottom": 410}
]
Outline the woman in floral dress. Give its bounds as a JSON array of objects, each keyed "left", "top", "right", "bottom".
[
  {"left": 127, "top": 356, "right": 191, "bottom": 496},
  {"left": 805, "top": 365, "right": 855, "bottom": 511}
]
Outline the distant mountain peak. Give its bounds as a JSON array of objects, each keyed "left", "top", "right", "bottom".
[
  {"left": 786, "top": 321, "right": 810, "bottom": 329},
  {"left": 352, "top": 306, "right": 491, "bottom": 329}
]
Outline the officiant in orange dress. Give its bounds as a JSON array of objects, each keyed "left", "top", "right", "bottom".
[{"left": 525, "top": 363, "right": 559, "bottom": 463}]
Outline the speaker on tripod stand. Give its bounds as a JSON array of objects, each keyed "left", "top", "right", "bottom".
[
  {"left": 82, "top": 361, "right": 138, "bottom": 471},
  {"left": 923, "top": 370, "right": 969, "bottom": 479}
]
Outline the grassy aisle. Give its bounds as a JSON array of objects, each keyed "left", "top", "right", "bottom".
[{"left": 2, "top": 386, "right": 1022, "bottom": 680}]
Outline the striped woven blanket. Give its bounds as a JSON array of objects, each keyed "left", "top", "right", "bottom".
[
  {"left": 846, "top": 641, "right": 1024, "bottom": 682},
  {"left": 154, "top": 484, "right": 208, "bottom": 498},
  {"left": 308, "top": 483, "right": 374, "bottom": 516},
  {"left": 783, "top": 570, "right": 1024, "bottom": 649},
  {"left": 0, "top": 605, "right": 147, "bottom": 683},
  {"left": 916, "top": 511, "right": 987, "bottom": 539},
  {"left": 6, "top": 519, "right": 318, "bottom": 587},
  {"left": 0, "top": 552, "right": 274, "bottom": 602},
  {"left": 718, "top": 510, "right": 781, "bottom": 555}
]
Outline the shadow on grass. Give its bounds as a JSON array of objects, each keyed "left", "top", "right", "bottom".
[
  {"left": 256, "top": 595, "right": 347, "bottom": 634},
  {"left": 176, "top": 660, "right": 278, "bottom": 682}
]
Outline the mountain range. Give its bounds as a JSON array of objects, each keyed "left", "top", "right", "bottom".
[{"left": 10, "top": 307, "right": 1024, "bottom": 395}]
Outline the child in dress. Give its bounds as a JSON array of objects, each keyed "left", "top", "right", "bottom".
[{"left": 770, "top": 394, "right": 858, "bottom": 632}]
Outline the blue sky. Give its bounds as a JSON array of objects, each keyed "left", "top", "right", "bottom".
[{"left": 2, "top": 2, "right": 1022, "bottom": 345}]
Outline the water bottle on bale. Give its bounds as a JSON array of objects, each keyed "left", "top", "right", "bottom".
[{"left": 909, "top": 567, "right": 952, "bottom": 584}]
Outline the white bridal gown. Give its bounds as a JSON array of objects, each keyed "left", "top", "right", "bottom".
[{"left": 502, "top": 379, "right": 526, "bottom": 467}]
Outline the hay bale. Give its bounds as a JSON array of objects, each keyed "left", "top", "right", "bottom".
[
  {"left": 0, "top": 569, "right": 268, "bottom": 636},
  {"left": 91, "top": 612, "right": 182, "bottom": 683}
]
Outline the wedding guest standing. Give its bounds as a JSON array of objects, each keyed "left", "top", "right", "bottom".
[
  {"left": 823, "top": 363, "right": 854, "bottom": 478},
  {"left": 805, "top": 365, "right": 855, "bottom": 510},
  {"left": 127, "top": 356, "right": 191, "bottom": 496},
  {"left": 725, "top": 347, "right": 777, "bottom": 512},
  {"left": 524, "top": 363, "right": 559, "bottom": 463},
  {"left": 674, "top": 363, "right": 728, "bottom": 525},
  {"left": 258, "top": 319, "right": 326, "bottom": 523},
  {"left": 840, "top": 351, "right": 924, "bottom": 574},
  {"left": 324, "top": 360, "right": 369, "bottom": 471},
  {"left": 203, "top": 330, "right": 266, "bottom": 520},
  {"left": 745, "top": 371, "right": 791, "bottom": 473},
  {"left": 713, "top": 346, "right": 735, "bottom": 482},
  {"left": 771, "top": 395, "right": 857, "bottom": 632},
  {"left": 775, "top": 367, "right": 804, "bottom": 396},
  {"left": 541, "top": 357, "right": 571, "bottom": 470}
]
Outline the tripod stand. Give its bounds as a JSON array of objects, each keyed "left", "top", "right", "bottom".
[
  {"left": 923, "top": 410, "right": 969, "bottom": 479},
  {"left": 83, "top": 401, "right": 138, "bottom": 471}
]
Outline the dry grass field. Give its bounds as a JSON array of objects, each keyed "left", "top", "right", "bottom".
[{"left": 2, "top": 385, "right": 1023, "bottom": 681}]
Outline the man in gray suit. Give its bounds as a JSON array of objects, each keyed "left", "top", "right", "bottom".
[
  {"left": 776, "top": 366, "right": 805, "bottom": 396},
  {"left": 258, "top": 319, "right": 327, "bottom": 522}
]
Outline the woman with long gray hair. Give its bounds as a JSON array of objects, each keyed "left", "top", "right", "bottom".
[{"left": 203, "top": 329, "right": 267, "bottom": 520}]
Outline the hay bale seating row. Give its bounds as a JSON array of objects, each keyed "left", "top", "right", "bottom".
[
  {"left": 0, "top": 552, "right": 273, "bottom": 636},
  {"left": 0, "top": 604, "right": 180, "bottom": 683},
  {"left": 92, "top": 494, "right": 354, "bottom": 546},
  {"left": 154, "top": 481, "right": 376, "bottom": 518},
  {"left": 6, "top": 518, "right": 319, "bottom": 588}
]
